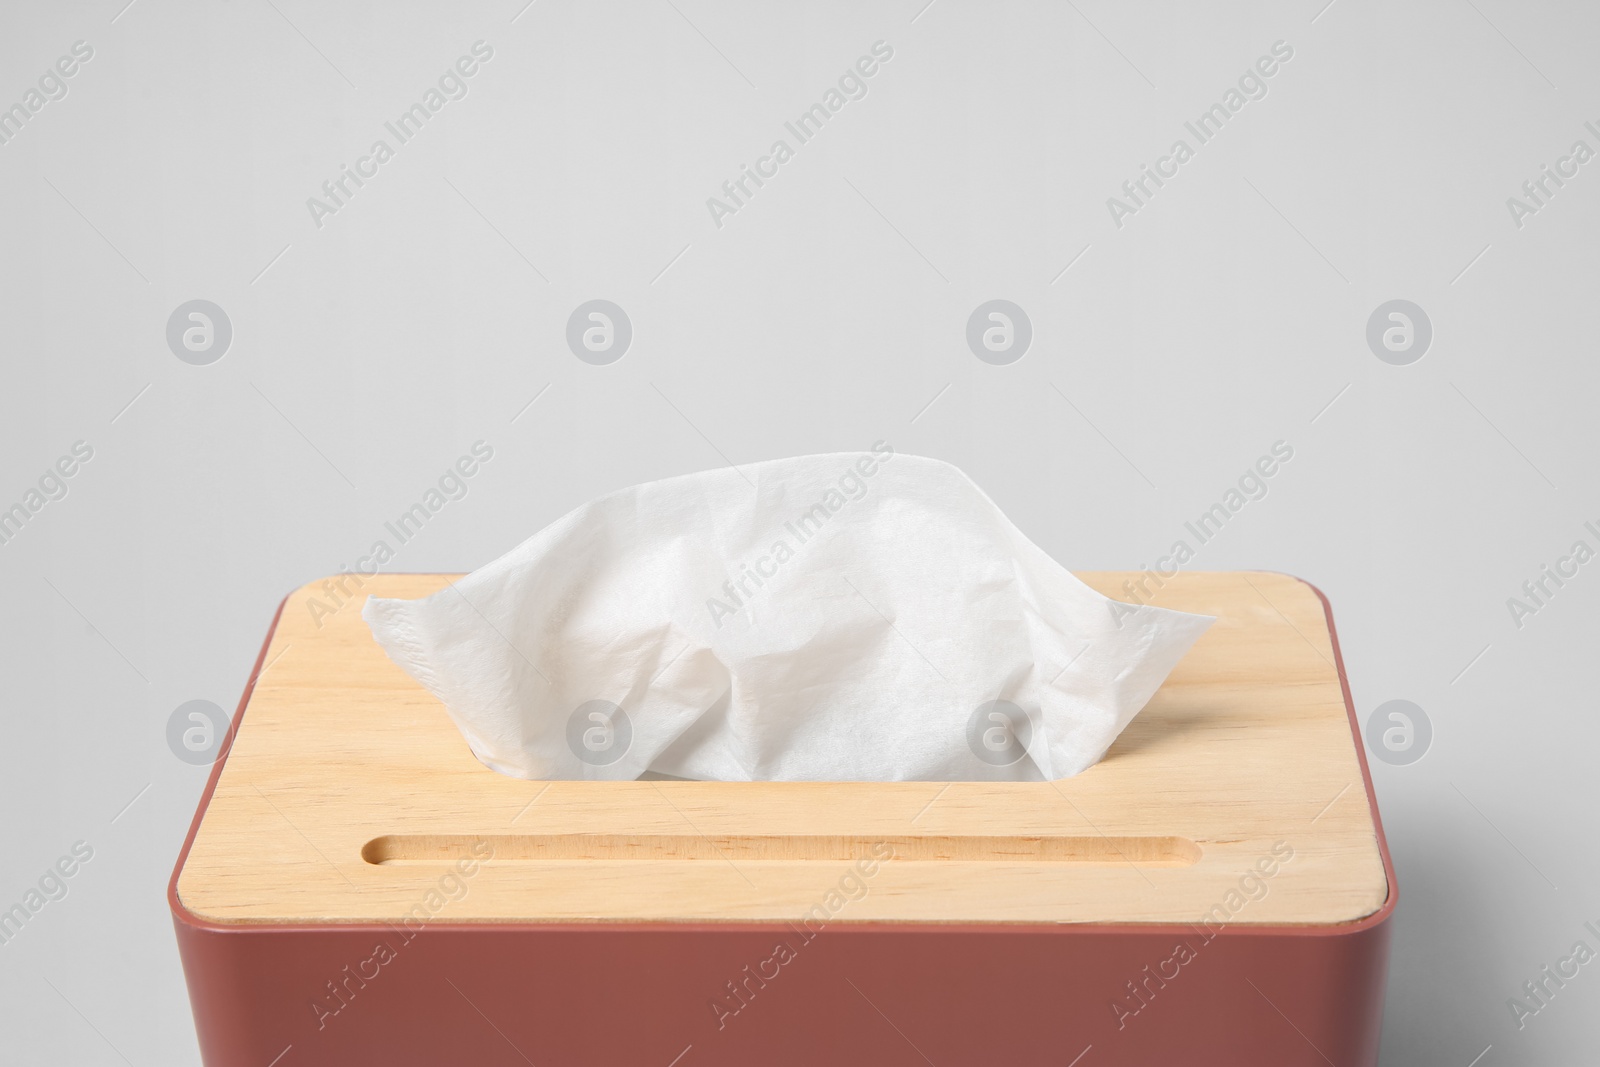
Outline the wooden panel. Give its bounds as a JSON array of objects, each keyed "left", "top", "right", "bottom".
[{"left": 176, "top": 572, "right": 1388, "bottom": 925}]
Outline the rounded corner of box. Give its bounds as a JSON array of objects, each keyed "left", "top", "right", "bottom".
[
  {"left": 1251, "top": 569, "right": 1331, "bottom": 605},
  {"left": 284, "top": 574, "right": 337, "bottom": 607},
  {"left": 169, "top": 870, "right": 222, "bottom": 933},
  {"left": 1329, "top": 871, "right": 1397, "bottom": 934}
]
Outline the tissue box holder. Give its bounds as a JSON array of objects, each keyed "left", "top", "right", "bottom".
[{"left": 170, "top": 571, "right": 1394, "bottom": 1066}]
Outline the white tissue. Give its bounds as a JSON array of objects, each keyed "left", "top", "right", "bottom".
[{"left": 363, "top": 448, "right": 1213, "bottom": 782}]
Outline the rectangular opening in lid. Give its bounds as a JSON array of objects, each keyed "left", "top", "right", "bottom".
[{"left": 361, "top": 833, "right": 1201, "bottom": 866}]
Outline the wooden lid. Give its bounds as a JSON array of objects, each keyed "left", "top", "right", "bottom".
[{"left": 175, "top": 572, "right": 1388, "bottom": 926}]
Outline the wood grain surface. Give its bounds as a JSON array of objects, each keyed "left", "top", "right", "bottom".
[{"left": 176, "top": 571, "right": 1388, "bottom": 926}]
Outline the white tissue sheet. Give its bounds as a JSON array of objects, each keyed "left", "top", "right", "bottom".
[{"left": 363, "top": 448, "right": 1213, "bottom": 782}]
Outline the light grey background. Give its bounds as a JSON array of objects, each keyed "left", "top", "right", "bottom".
[{"left": 1, "top": 0, "right": 1595, "bottom": 1063}]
